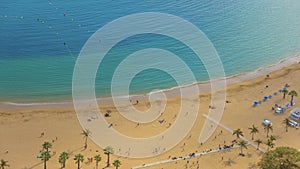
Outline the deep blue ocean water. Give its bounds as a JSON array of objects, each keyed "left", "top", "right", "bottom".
[{"left": 1, "top": 0, "right": 300, "bottom": 103}]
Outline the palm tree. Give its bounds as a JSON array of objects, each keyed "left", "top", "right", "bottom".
[
  {"left": 264, "top": 123, "right": 273, "bottom": 137},
  {"left": 0, "top": 159, "right": 9, "bottom": 169},
  {"left": 113, "top": 160, "right": 121, "bottom": 169},
  {"left": 81, "top": 129, "right": 91, "bottom": 149},
  {"left": 254, "top": 139, "right": 263, "bottom": 150},
  {"left": 238, "top": 140, "right": 248, "bottom": 155},
  {"left": 266, "top": 139, "right": 275, "bottom": 151},
  {"left": 41, "top": 151, "right": 51, "bottom": 169},
  {"left": 104, "top": 146, "right": 114, "bottom": 167},
  {"left": 42, "top": 141, "right": 52, "bottom": 153},
  {"left": 283, "top": 118, "right": 290, "bottom": 132},
  {"left": 233, "top": 129, "right": 244, "bottom": 139},
  {"left": 282, "top": 89, "right": 289, "bottom": 99},
  {"left": 270, "top": 135, "right": 276, "bottom": 142},
  {"left": 248, "top": 125, "right": 259, "bottom": 140},
  {"left": 59, "top": 152, "right": 69, "bottom": 168},
  {"left": 73, "top": 154, "right": 84, "bottom": 169},
  {"left": 288, "top": 90, "right": 298, "bottom": 105},
  {"left": 94, "top": 155, "right": 101, "bottom": 169}
]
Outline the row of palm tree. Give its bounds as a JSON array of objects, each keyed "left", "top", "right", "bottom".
[
  {"left": 0, "top": 147, "right": 119, "bottom": 169},
  {"left": 282, "top": 89, "right": 297, "bottom": 132},
  {"left": 58, "top": 152, "right": 102, "bottom": 169},
  {"left": 233, "top": 124, "right": 265, "bottom": 140},
  {"left": 254, "top": 136, "right": 276, "bottom": 151},
  {"left": 80, "top": 129, "right": 121, "bottom": 168},
  {"left": 233, "top": 123, "right": 277, "bottom": 154},
  {"left": 232, "top": 129, "right": 248, "bottom": 155},
  {"left": 282, "top": 89, "right": 298, "bottom": 104},
  {"left": 72, "top": 152, "right": 121, "bottom": 169},
  {"left": 41, "top": 142, "right": 120, "bottom": 169},
  {"left": 40, "top": 136, "right": 120, "bottom": 169},
  {"left": 235, "top": 136, "right": 275, "bottom": 154}
]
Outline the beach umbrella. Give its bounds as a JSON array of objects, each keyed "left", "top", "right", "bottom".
[
  {"left": 263, "top": 119, "right": 271, "bottom": 125},
  {"left": 253, "top": 102, "right": 258, "bottom": 107}
]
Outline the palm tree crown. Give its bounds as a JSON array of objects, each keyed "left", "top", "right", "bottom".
[
  {"left": 233, "top": 128, "right": 244, "bottom": 139},
  {"left": 266, "top": 139, "right": 275, "bottom": 151},
  {"left": 270, "top": 135, "right": 276, "bottom": 142},
  {"left": 42, "top": 141, "right": 52, "bottom": 152},
  {"left": 288, "top": 90, "right": 298, "bottom": 104},
  {"left": 0, "top": 159, "right": 9, "bottom": 169},
  {"left": 113, "top": 160, "right": 121, "bottom": 169},
  {"left": 254, "top": 139, "right": 263, "bottom": 150},
  {"left": 282, "top": 89, "right": 289, "bottom": 99},
  {"left": 41, "top": 151, "right": 51, "bottom": 160}
]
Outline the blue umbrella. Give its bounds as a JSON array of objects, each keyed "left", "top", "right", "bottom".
[{"left": 253, "top": 101, "right": 258, "bottom": 107}]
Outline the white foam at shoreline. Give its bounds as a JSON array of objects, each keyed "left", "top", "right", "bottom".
[{"left": 1, "top": 54, "right": 300, "bottom": 109}]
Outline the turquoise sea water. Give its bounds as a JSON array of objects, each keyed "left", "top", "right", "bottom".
[{"left": 1, "top": 0, "right": 300, "bottom": 103}]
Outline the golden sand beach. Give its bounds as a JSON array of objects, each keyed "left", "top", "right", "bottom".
[{"left": 1, "top": 62, "right": 300, "bottom": 169}]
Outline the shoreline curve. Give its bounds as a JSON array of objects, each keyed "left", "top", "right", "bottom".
[{"left": 1, "top": 53, "right": 300, "bottom": 109}]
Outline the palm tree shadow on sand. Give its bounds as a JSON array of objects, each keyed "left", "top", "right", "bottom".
[
  {"left": 248, "top": 162, "right": 257, "bottom": 169},
  {"left": 224, "top": 158, "right": 236, "bottom": 166}
]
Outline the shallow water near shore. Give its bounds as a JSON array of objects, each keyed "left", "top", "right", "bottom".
[{"left": 1, "top": 0, "right": 300, "bottom": 103}]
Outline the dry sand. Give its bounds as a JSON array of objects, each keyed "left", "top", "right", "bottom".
[{"left": 1, "top": 62, "right": 300, "bottom": 169}]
